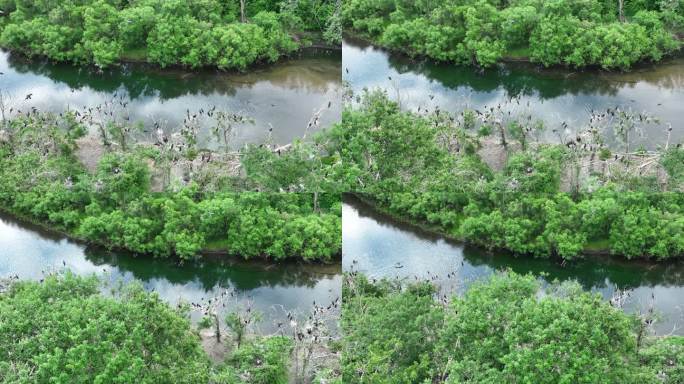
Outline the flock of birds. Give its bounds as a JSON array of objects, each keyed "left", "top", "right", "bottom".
[{"left": 343, "top": 66, "right": 677, "bottom": 157}]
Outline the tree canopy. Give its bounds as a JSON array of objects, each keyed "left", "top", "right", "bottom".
[
  {"left": 0, "top": 273, "right": 210, "bottom": 383},
  {"left": 342, "top": 271, "right": 684, "bottom": 383},
  {"left": 342, "top": 0, "right": 683, "bottom": 68},
  {"left": 324, "top": 91, "right": 684, "bottom": 260},
  {"left": 0, "top": 112, "right": 341, "bottom": 261},
  {"left": 0, "top": 273, "right": 306, "bottom": 383},
  {"left": 0, "top": 0, "right": 341, "bottom": 69}
]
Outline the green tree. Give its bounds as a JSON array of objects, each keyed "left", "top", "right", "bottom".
[{"left": 0, "top": 273, "right": 210, "bottom": 383}]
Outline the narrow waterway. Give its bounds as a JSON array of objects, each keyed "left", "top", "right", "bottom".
[
  {"left": 343, "top": 37, "right": 684, "bottom": 149},
  {"left": 342, "top": 195, "right": 684, "bottom": 336},
  {"left": 1, "top": 48, "right": 342, "bottom": 149},
  {"left": 0, "top": 212, "right": 341, "bottom": 334}
]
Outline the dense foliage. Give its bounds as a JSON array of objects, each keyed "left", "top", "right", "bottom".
[
  {"left": 326, "top": 92, "right": 684, "bottom": 260},
  {"left": 0, "top": 112, "right": 341, "bottom": 261},
  {"left": 342, "top": 0, "right": 683, "bottom": 68},
  {"left": 0, "top": 273, "right": 210, "bottom": 383},
  {"left": 0, "top": 274, "right": 299, "bottom": 383},
  {"left": 0, "top": 0, "right": 341, "bottom": 69},
  {"left": 211, "top": 336, "right": 294, "bottom": 384},
  {"left": 342, "top": 271, "right": 684, "bottom": 383}
]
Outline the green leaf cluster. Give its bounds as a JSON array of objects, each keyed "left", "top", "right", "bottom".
[
  {"left": 343, "top": 0, "right": 683, "bottom": 68},
  {"left": 0, "top": 273, "right": 210, "bottom": 383},
  {"left": 342, "top": 271, "right": 684, "bottom": 383},
  {"left": 0, "top": 0, "right": 341, "bottom": 68},
  {"left": 330, "top": 92, "right": 684, "bottom": 260},
  {"left": 0, "top": 113, "right": 341, "bottom": 261}
]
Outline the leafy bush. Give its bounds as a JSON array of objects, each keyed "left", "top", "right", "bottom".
[
  {"left": 0, "top": 0, "right": 341, "bottom": 69},
  {"left": 342, "top": 271, "right": 684, "bottom": 383},
  {"left": 332, "top": 92, "right": 684, "bottom": 260},
  {"left": 343, "top": 0, "right": 682, "bottom": 68},
  {"left": 0, "top": 273, "right": 210, "bottom": 383}
]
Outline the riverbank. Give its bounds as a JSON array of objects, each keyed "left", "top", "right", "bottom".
[
  {"left": 1, "top": 41, "right": 341, "bottom": 71},
  {"left": 0, "top": 48, "right": 342, "bottom": 150},
  {"left": 343, "top": 37, "right": 684, "bottom": 151},
  {"left": 351, "top": 189, "right": 684, "bottom": 261},
  {"left": 348, "top": 192, "right": 579, "bottom": 264},
  {"left": 0, "top": 195, "right": 342, "bottom": 264},
  {"left": 342, "top": 1, "right": 683, "bottom": 69},
  {"left": 0, "top": 2, "right": 342, "bottom": 70},
  {"left": 344, "top": 33, "right": 683, "bottom": 70},
  {"left": 0, "top": 211, "right": 342, "bottom": 337},
  {"left": 336, "top": 92, "right": 684, "bottom": 261},
  {"left": 0, "top": 208, "right": 342, "bottom": 268},
  {"left": 343, "top": 197, "right": 684, "bottom": 338},
  {"left": 348, "top": 193, "right": 667, "bottom": 261},
  {"left": 0, "top": 117, "right": 342, "bottom": 262},
  {"left": 83, "top": 34, "right": 341, "bottom": 68}
]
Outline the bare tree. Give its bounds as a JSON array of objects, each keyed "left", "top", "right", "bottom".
[
  {"left": 285, "top": 298, "right": 340, "bottom": 383},
  {"left": 240, "top": 0, "right": 246, "bottom": 23},
  {"left": 0, "top": 89, "right": 15, "bottom": 143},
  {"left": 226, "top": 300, "right": 262, "bottom": 349},
  {"left": 211, "top": 109, "right": 253, "bottom": 153},
  {"left": 196, "top": 287, "right": 235, "bottom": 344}
]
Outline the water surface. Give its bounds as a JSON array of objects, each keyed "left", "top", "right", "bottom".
[
  {"left": 343, "top": 38, "right": 684, "bottom": 149},
  {"left": 343, "top": 195, "right": 684, "bottom": 336},
  {"left": 0, "top": 212, "right": 341, "bottom": 334},
  {"left": 1, "top": 48, "right": 342, "bottom": 149}
]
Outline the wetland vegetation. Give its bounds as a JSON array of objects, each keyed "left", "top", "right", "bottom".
[
  {"left": 2, "top": 1, "right": 684, "bottom": 382},
  {"left": 339, "top": 21, "right": 684, "bottom": 382},
  {"left": 342, "top": 0, "right": 683, "bottom": 69},
  {"left": 0, "top": 107, "right": 342, "bottom": 261},
  {"left": 332, "top": 90, "right": 684, "bottom": 260},
  {"left": 0, "top": 273, "right": 341, "bottom": 383},
  {"left": 0, "top": 0, "right": 342, "bottom": 69},
  {"left": 342, "top": 271, "right": 683, "bottom": 384},
  {"left": 0, "top": 13, "right": 345, "bottom": 376}
]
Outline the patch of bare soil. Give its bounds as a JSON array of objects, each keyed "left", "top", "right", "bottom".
[
  {"left": 474, "top": 137, "right": 672, "bottom": 192},
  {"left": 200, "top": 328, "right": 231, "bottom": 364},
  {"left": 73, "top": 136, "right": 243, "bottom": 192},
  {"left": 75, "top": 134, "right": 106, "bottom": 173},
  {"left": 476, "top": 136, "right": 522, "bottom": 171}
]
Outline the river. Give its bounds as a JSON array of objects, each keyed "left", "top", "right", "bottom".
[
  {"left": 0, "top": 212, "right": 341, "bottom": 334},
  {"left": 1, "top": 48, "right": 342, "bottom": 149},
  {"left": 343, "top": 195, "right": 684, "bottom": 336},
  {"left": 343, "top": 37, "right": 684, "bottom": 149}
]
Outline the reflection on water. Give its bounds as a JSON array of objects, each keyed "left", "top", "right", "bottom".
[
  {"left": 343, "top": 195, "right": 684, "bottom": 335},
  {"left": 0, "top": 212, "right": 341, "bottom": 333},
  {"left": 1, "top": 48, "right": 342, "bottom": 148},
  {"left": 343, "top": 38, "right": 684, "bottom": 148}
]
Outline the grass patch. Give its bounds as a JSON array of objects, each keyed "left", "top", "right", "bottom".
[
  {"left": 204, "top": 238, "right": 231, "bottom": 252},
  {"left": 504, "top": 45, "right": 531, "bottom": 59},
  {"left": 121, "top": 47, "right": 148, "bottom": 62},
  {"left": 584, "top": 239, "right": 611, "bottom": 253}
]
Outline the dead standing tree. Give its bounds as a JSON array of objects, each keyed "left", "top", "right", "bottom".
[
  {"left": 269, "top": 295, "right": 340, "bottom": 384},
  {"left": 195, "top": 287, "right": 262, "bottom": 348},
  {"left": 284, "top": 297, "right": 340, "bottom": 383}
]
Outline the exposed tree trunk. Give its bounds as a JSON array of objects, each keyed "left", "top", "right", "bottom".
[
  {"left": 497, "top": 123, "right": 507, "bottom": 149},
  {"left": 313, "top": 191, "right": 320, "bottom": 214},
  {"left": 618, "top": 0, "right": 625, "bottom": 22},
  {"left": 213, "top": 313, "right": 221, "bottom": 343},
  {"left": 240, "top": 0, "right": 246, "bottom": 23},
  {"left": 236, "top": 327, "right": 243, "bottom": 349}
]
